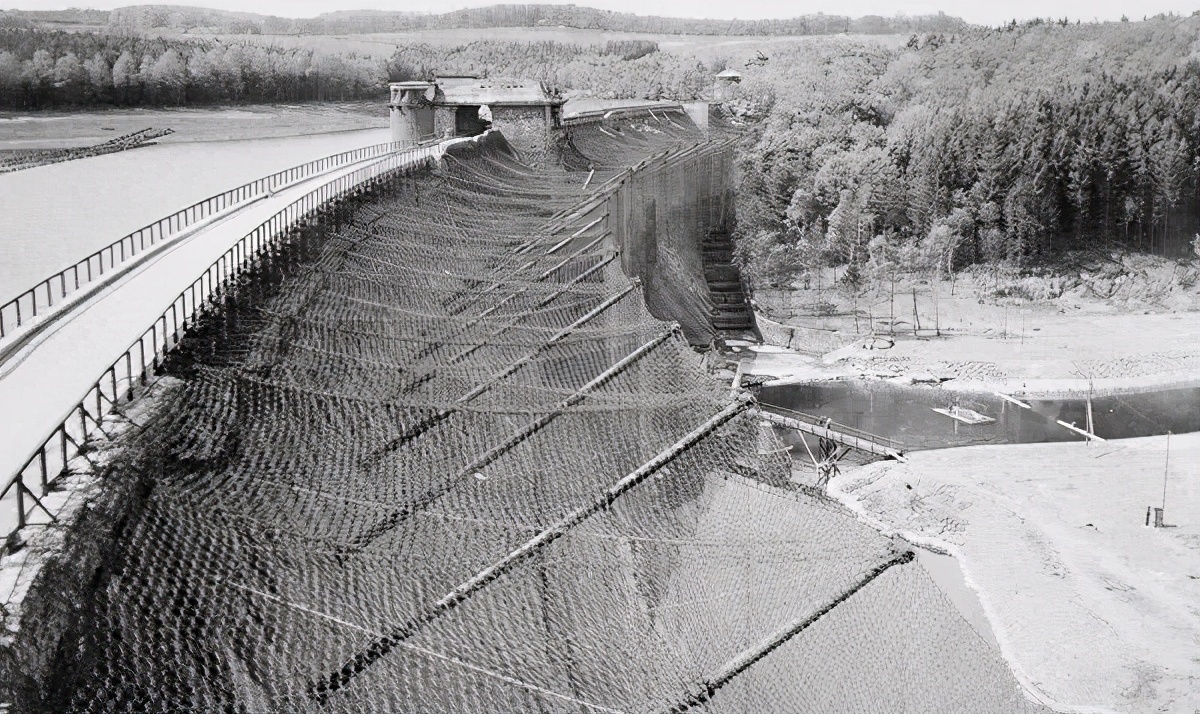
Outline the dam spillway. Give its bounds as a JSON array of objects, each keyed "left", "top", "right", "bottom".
[{"left": 2, "top": 112, "right": 1047, "bottom": 713}]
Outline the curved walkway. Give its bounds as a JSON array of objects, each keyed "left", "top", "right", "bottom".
[{"left": 0, "top": 146, "right": 439, "bottom": 534}]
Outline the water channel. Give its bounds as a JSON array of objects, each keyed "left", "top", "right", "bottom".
[{"left": 759, "top": 380, "right": 1200, "bottom": 450}]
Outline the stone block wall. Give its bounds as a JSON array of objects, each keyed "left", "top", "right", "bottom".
[{"left": 492, "top": 106, "right": 555, "bottom": 167}]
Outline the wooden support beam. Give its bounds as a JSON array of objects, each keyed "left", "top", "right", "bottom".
[
  {"left": 353, "top": 327, "right": 678, "bottom": 547},
  {"left": 665, "top": 550, "right": 916, "bottom": 713},
  {"left": 538, "top": 234, "right": 609, "bottom": 280},
  {"left": 1057, "top": 420, "right": 1106, "bottom": 442},
  {"left": 370, "top": 287, "right": 638, "bottom": 455},
  {"left": 444, "top": 253, "right": 618, "bottom": 368},
  {"left": 729, "top": 359, "right": 745, "bottom": 399},
  {"left": 994, "top": 391, "right": 1032, "bottom": 409}
]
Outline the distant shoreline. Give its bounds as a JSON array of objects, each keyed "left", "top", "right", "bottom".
[{"left": 0, "top": 103, "right": 387, "bottom": 151}]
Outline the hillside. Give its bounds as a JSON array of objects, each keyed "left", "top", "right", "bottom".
[
  {"left": 4, "top": 4, "right": 968, "bottom": 37},
  {"left": 0, "top": 8, "right": 110, "bottom": 29}
]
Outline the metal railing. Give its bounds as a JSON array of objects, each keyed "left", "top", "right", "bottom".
[
  {"left": 0, "top": 140, "right": 420, "bottom": 341},
  {"left": 0, "top": 143, "right": 442, "bottom": 543},
  {"left": 562, "top": 102, "right": 688, "bottom": 126}
]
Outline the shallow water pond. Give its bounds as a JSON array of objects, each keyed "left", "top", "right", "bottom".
[{"left": 759, "top": 380, "right": 1200, "bottom": 450}]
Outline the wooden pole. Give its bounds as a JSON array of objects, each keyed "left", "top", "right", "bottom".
[
  {"left": 1085, "top": 391, "right": 1095, "bottom": 446},
  {"left": 730, "top": 359, "right": 745, "bottom": 399},
  {"left": 1056, "top": 420, "right": 1106, "bottom": 442},
  {"left": 912, "top": 288, "right": 921, "bottom": 335},
  {"left": 889, "top": 274, "right": 895, "bottom": 335},
  {"left": 994, "top": 391, "right": 1032, "bottom": 409},
  {"left": 1163, "top": 430, "right": 1171, "bottom": 511},
  {"left": 933, "top": 279, "right": 940, "bottom": 336},
  {"left": 666, "top": 551, "right": 916, "bottom": 713}
]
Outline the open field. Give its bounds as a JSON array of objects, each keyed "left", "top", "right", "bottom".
[{"left": 830, "top": 434, "right": 1200, "bottom": 714}]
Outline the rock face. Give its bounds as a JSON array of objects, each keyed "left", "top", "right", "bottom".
[{"left": 493, "top": 106, "right": 557, "bottom": 167}]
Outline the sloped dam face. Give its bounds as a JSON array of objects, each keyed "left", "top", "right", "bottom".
[{"left": 4, "top": 120, "right": 1048, "bottom": 713}]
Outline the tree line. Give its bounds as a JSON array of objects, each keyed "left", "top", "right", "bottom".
[
  {"left": 293, "top": 6, "right": 967, "bottom": 37},
  {"left": 0, "top": 29, "right": 714, "bottom": 109},
  {"left": 386, "top": 40, "right": 711, "bottom": 101},
  {"left": 734, "top": 14, "right": 1200, "bottom": 287},
  {"left": 0, "top": 29, "right": 388, "bottom": 107},
  {"left": 2, "top": 5, "right": 967, "bottom": 38}
]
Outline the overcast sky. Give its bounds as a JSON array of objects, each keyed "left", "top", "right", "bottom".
[{"left": 7, "top": 0, "right": 1198, "bottom": 27}]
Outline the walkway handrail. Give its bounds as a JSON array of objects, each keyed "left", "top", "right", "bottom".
[
  {"left": 562, "top": 102, "right": 690, "bottom": 126},
  {"left": 0, "top": 139, "right": 420, "bottom": 341},
  {"left": 0, "top": 142, "right": 442, "bottom": 545},
  {"left": 761, "top": 404, "right": 905, "bottom": 452}
]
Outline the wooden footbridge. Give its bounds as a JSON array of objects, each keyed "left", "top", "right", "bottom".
[{"left": 757, "top": 405, "right": 905, "bottom": 484}]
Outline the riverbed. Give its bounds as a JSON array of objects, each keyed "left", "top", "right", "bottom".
[
  {"left": 830, "top": 434, "right": 1200, "bottom": 714},
  {"left": 0, "top": 101, "right": 384, "bottom": 149}
]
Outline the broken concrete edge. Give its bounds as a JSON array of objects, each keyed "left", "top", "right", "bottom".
[{"left": 0, "top": 376, "right": 183, "bottom": 710}]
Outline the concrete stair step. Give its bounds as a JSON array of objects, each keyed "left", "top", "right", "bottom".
[{"left": 705, "top": 264, "right": 740, "bottom": 277}]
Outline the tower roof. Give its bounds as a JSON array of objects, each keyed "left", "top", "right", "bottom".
[{"left": 435, "top": 77, "right": 563, "bottom": 107}]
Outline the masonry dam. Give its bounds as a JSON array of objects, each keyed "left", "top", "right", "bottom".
[{"left": 0, "top": 108, "right": 1049, "bottom": 712}]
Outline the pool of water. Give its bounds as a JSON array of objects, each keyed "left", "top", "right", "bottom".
[
  {"left": 759, "top": 380, "right": 1200, "bottom": 450},
  {"left": 0, "top": 127, "right": 391, "bottom": 304}
]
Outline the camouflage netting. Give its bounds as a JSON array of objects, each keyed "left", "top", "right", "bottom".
[
  {"left": 565, "top": 109, "right": 726, "bottom": 345},
  {"left": 6, "top": 127, "right": 1050, "bottom": 713},
  {"left": 564, "top": 107, "right": 701, "bottom": 170}
]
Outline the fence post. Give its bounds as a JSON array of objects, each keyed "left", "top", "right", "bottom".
[{"left": 16, "top": 481, "right": 25, "bottom": 530}]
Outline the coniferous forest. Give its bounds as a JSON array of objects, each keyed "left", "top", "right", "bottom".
[{"left": 733, "top": 15, "right": 1200, "bottom": 284}]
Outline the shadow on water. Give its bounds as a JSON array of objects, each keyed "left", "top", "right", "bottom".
[{"left": 759, "top": 381, "right": 1200, "bottom": 451}]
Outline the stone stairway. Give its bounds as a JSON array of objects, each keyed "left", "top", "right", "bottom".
[{"left": 703, "top": 230, "right": 756, "bottom": 334}]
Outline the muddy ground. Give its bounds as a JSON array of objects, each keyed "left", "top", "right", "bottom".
[{"left": 748, "top": 252, "right": 1200, "bottom": 393}]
